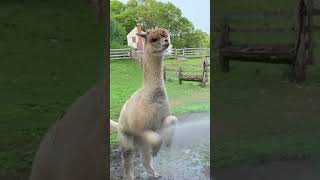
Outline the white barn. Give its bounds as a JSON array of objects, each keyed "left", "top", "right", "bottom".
[{"left": 127, "top": 24, "right": 145, "bottom": 50}]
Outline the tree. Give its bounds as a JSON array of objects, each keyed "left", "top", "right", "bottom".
[
  {"left": 110, "top": 17, "right": 127, "bottom": 48},
  {"left": 188, "top": 29, "right": 210, "bottom": 48},
  {"left": 110, "top": 0, "right": 126, "bottom": 16},
  {"left": 134, "top": 0, "right": 195, "bottom": 48},
  {"left": 111, "top": 0, "right": 139, "bottom": 33},
  {"left": 110, "top": 0, "right": 209, "bottom": 48}
]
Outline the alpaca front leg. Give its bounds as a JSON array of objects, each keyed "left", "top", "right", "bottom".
[
  {"left": 142, "top": 145, "right": 161, "bottom": 179},
  {"left": 161, "top": 115, "right": 178, "bottom": 148},
  {"left": 163, "top": 115, "right": 178, "bottom": 125}
]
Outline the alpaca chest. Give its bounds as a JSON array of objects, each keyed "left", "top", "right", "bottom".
[
  {"left": 142, "top": 96, "right": 170, "bottom": 129},
  {"left": 124, "top": 88, "right": 170, "bottom": 131}
]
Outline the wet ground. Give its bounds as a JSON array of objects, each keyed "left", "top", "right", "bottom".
[{"left": 110, "top": 112, "right": 210, "bottom": 180}]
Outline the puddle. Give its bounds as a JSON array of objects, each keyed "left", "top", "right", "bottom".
[{"left": 110, "top": 112, "right": 210, "bottom": 180}]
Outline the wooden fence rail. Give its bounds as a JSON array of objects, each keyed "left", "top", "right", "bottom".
[
  {"left": 110, "top": 48, "right": 210, "bottom": 60},
  {"left": 110, "top": 48, "right": 133, "bottom": 60}
]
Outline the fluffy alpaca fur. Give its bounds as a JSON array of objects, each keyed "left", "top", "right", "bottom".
[
  {"left": 110, "top": 28, "right": 178, "bottom": 179},
  {"left": 29, "top": 82, "right": 107, "bottom": 180}
]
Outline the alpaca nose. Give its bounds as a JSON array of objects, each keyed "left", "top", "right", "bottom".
[{"left": 163, "top": 39, "right": 169, "bottom": 47}]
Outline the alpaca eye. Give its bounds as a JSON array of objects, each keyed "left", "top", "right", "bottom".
[{"left": 151, "top": 38, "right": 157, "bottom": 42}]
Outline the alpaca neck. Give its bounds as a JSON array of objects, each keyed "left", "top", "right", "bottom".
[{"left": 142, "top": 52, "right": 164, "bottom": 90}]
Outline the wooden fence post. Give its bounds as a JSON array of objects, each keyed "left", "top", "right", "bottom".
[
  {"left": 205, "top": 59, "right": 209, "bottom": 86},
  {"left": 306, "top": 0, "right": 314, "bottom": 64},
  {"left": 201, "top": 59, "right": 208, "bottom": 87},
  {"left": 205, "top": 62, "right": 209, "bottom": 83},
  {"left": 291, "top": 0, "right": 307, "bottom": 82},
  {"left": 129, "top": 49, "right": 132, "bottom": 58},
  {"left": 295, "top": 32, "right": 307, "bottom": 82},
  {"left": 218, "top": 19, "right": 230, "bottom": 72},
  {"left": 178, "top": 66, "right": 183, "bottom": 84},
  {"left": 201, "top": 63, "right": 205, "bottom": 87},
  {"left": 175, "top": 49, "right": 178, "bottom": 60}
]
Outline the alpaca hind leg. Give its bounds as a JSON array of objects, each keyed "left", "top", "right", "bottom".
[
  {"left": 118, "top": 131, "right": 135, "bottom": 180},
  {"left": 122, "top": 149, "right": 134, "bottom": 180}
]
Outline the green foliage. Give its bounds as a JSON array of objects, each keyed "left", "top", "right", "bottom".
[
  {"left": 178, "top": 29, "right": 210, "bottom": 48},
  {"left": 110, "top": 0, "right": 210, "bottom": 48},
  {"left": 110, "top": 17, "right": 127, "bottom": 48},
  {"left": 111, "top": 0, "right": 139, "bottom": 34},
  {"left": 190, "top": 29, "right": 210, "bottom": 48},
  {"left": 110, "top": 0, "right": 126, "bottom": 15}
]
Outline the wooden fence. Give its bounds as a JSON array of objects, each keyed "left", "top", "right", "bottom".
[
  {"left": 110, "top": 48, "right": 210, "bottom": 60},
  {"left": 110, "top": 48, "right": 133, "bottom": 60},
  {"left": 214, "top": 10, "right": 320, "bottom": 35},
  {"left": 178, "top": 58, "right": 210, "bottom": 87},
  {"left": 170, "top": 48, "right": 210, "bottom": 59},
  {"left": 163, "top": 57, "right": 211, "bottom": 87},
  {"left": 213, "top": 3, "right": 320, "bottom": 48},
  {"left": 213, "top": 0, "right": 320, "bottom": 82}
]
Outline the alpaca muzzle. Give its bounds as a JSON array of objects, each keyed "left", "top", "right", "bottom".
[{"left": 163, "top": 43, "right": 169, "bottom": 50}]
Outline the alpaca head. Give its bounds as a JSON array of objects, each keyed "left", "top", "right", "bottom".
[{"left": 137, "top": 28, "right": 171, "bottom": 56}]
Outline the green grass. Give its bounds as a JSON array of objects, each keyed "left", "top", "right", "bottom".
[
  {"left": 213, "top": 0, "right": 320, "bottom": 168},
  {"left": 110, "top": 58, "right": 210, "bottom": 143},
  {"left": 214, "top": 62, "right": 320, "bottom": 168},
  {"left": 0, "top": 1, "right": 104, "bottom": 178}
]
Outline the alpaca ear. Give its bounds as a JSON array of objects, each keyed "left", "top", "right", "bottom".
[{"left": 136, "top": 32, "right": 147, "bottom": 39}]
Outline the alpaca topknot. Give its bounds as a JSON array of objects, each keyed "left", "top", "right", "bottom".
[{"left": 146, "top": 28, "right": 168, "bottom": 41}]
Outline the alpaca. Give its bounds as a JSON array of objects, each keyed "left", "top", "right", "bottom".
[
  {"left": 29, "top": 82, "right": 107, "bottom": 180},
  {"left": 110, "top": 28, "right": 178, "bottom": 179}
]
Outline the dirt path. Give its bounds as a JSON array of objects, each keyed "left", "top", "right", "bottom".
[{"left": 110, "top": 112, "right": 210, "bottom": 180}]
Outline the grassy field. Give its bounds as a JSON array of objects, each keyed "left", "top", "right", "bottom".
[
  {"left": 0, "top": 1, "right": 104, "bottom": 178},
  {"left": 110, "top": 58, "right": 210, "bottom": 144},
  {"left": 213, "top": 0, "right": 320, "bottom": 168}
]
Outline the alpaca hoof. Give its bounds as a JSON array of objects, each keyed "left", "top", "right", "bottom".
[
  {"left": 155, "top": 172, "right": 161, "bottom": 179},
  {"left": 146, "top": 172, "right": 161, "bottom": 180}
]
